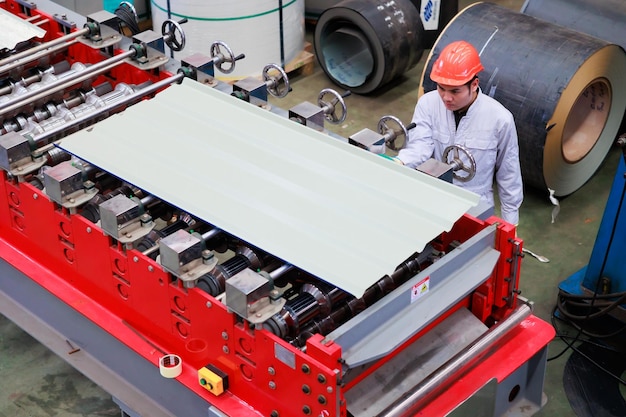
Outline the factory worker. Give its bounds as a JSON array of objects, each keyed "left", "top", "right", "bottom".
[{"left": 397, "top": 40, "right": 523, "bottom": 225}]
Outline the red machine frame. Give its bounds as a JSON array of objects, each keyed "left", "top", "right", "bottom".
[{"left": 0, "top": 175, "right": 555, "bottom": 416}]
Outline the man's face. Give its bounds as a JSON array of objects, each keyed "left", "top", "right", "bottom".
[{"left": 436, "top": 78, "right": 478, "bottom": 111}]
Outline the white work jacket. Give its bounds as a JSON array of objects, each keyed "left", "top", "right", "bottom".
[{"left": 397, "top": 90, "right": 523, "bottom": 225}]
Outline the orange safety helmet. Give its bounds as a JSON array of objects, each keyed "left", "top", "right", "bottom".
[{"left": 430, "top": 40, "right": 484, "bottom": 86}]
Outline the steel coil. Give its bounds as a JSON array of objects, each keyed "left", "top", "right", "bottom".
[
  {"left": 314, "top": 0, "right": 425, "bottom": 94},
  {"left": 307, "top": 0, "right": 457, "bottom": 48}
]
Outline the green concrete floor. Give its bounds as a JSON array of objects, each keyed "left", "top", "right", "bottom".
[{"left": 1, "top": 0, "right": 623, "bottom": 415}]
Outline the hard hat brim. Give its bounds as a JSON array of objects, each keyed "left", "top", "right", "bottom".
[{"left": 430, "top": 73, "right": 475, "bottom": 86}]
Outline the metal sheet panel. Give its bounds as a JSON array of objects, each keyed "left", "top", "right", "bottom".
[
  {"left": 0, "top": 8, "right": 46, "bottom": 50},
  {"left": 58, "top": 79, "right": 479, "bottom": 297}
]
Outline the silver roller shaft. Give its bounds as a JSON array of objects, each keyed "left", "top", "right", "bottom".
[
  {"left": 139, "top": 194, "right": 156, "bottom": 206},
  {"left": 0, "top": 39, "right": 79, "bottom": 78},
  {"left": 32, "top": 72, "right": 184, "bottom": 145},
  {"left": 201, "top": 228, "right": 222, "bottom": 241},
  {"left": 0, "top": 62, "right": 69, "bottom": 97},
  {"left": 269, "top": 264, "right": 293, "bottom": 280},
  {"left": 0, "top": 28, "right": 89, "bottom": 68},
  {"left": 21, "top": 83, "right": 137, "bottom": 137},
  {"left": 0, "top": 49, "right": 136, "bottom": 120},
  {"left": 0, "top": 62, "right": 87, "bottom": 105}
]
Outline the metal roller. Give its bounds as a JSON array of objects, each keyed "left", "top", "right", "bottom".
[
  {"left": 27, "top": 72, "right": 184, "bottom": 144},
  {"left": 196, "top": 246, "right": 263, "bottom": 296},
  {"left": 421, "top": 2, "right": 626, "bottom": 196},
  {"left": 314, "top": 0, "right": 425, "bottom": 94}
]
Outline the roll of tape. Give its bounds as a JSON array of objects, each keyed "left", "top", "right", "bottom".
[
  {"left": 420, "top": 3, "right": 626, "bottom": 196},
  {"left": 159, "top": 354, "right": 182, "bottom": 378}
]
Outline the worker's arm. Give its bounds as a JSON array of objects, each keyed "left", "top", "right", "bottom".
[
  {"left": 495, "top": 114, "right": 523, "bottom": 225},
  {"left": 397, "top": 94, "right": 437, "bottom": 168}
]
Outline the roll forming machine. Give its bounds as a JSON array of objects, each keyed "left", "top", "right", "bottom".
[{"left": 0, "top": 1, "right": 554, "bottom": 416}]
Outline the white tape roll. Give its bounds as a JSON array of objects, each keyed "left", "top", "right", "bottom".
[{"left": 159, "top": 354, "right": 182, "bottom": 378}]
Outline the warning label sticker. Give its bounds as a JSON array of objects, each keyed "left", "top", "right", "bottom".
[{"left": 411, "top": 276, "right": 430, "bottom": 303}]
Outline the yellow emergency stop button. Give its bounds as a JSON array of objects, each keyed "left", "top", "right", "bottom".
[{"left": 198, "top": 365, "right": 228, "bottom": 396}]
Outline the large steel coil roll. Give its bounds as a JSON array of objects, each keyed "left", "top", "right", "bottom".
[
  {"left": 314, "top": 0, "right": 425, "bottom": 94},
  {"left": 521, "top": 0, "right": 626, "bottom": 50},
  {"left": 307, "top": 0, "right": 457, "bottom": 48},
  {"left": 421, "top": 2, "right": 626, "bottom": 196}
]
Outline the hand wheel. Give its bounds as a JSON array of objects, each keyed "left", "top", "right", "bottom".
[
  {"left": 442, "top": 144, "right": 477, "bottom": 182},
  {"left": 210, "top": 41, "right": 237, "bottom": 74},
  {"left": 161, "top": 19, "right": 186, "bottom": 52},
  {"left": 378, "top": 115, "right": 410, "bottom": 151},
  {"left": 262, "top": 64, "right": 290, "bottom": 98},
  {"left": 317, "top": 88, "right": 348, "bottom": 124}
]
